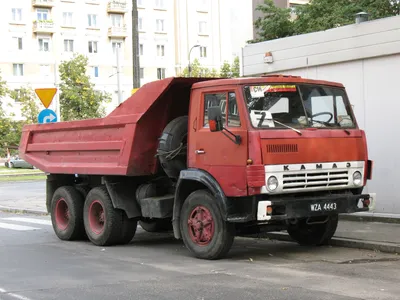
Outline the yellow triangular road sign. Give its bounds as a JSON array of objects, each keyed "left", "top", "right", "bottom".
[{"left": 35, "top": 88, "right": 57, "bottom": 108}]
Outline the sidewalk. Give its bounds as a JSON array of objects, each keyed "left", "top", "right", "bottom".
[{"left": 0, "top": 196, "right": 399, "bottom": 254}]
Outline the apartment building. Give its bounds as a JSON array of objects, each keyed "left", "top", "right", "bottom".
[{"left": 0, "top": 0, "right": 240, "bottom": 117}]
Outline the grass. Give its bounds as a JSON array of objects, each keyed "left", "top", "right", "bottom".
[
  {"left": 0, "top": 174, "right": 47, "bottom": 182},
  {"left": 0, "top": 166, "right": 43, "bottom": 174}
]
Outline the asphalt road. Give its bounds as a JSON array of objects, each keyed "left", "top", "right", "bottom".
[
  {"left": 0, "top": 212, "right": 399, "bottom": 300},
  {"left": 0, "top": 180, "right": 45, "bottom": 203}
]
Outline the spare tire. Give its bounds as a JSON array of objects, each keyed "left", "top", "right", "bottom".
[{"left": 157, "top": 116, "right": 188, "bottom": 181}]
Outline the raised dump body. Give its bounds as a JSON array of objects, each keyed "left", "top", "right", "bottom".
[{"left": 19, "top": 78, "right": 210, "bottom": 176}]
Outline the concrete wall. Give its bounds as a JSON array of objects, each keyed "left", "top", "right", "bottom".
[{"left": 242, "top": 15, "right": 400, "bottom": 214}]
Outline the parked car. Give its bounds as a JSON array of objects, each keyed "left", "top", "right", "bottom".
[{"left": 7, "top": 157, "right": 35, "bottom": 169}]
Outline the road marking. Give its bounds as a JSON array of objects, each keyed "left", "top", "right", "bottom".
[
  {"left": 2, "top": 218, "right": 51, "bottom": 226},
  {"left": 8, "top": 293, "right": 32, "bottom": 300},
  {"left": 0, "top": 223, "right": 39, "bottom": 231}
]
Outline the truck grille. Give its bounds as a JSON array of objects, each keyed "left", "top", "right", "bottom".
[{"left": 282, "top": 170, "right": 349, "bottom": 191}]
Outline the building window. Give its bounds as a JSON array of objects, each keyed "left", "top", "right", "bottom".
[
  {"left": 138, "top": 17, "right": 143, "bottom": 31},
  {"left": 156, "top": 19, "right": 165, "bottom": 32},
  {"left": 38, "top": 38, "right": 50, "bottom": 52},
  {"left": 37, "top": 9, "right": 49, "bottom": 21},
  {"left": 64, "top": 39, "right": 74, "bottom": 52},
  {"left": 11, "top": 8, "right": 22, "bottom": 22},
  {"left": 110, "top": 14, "right": 123, "bottom": 27},
  {"left": 40, "top": 65, "right": 50, "bottom": 76},
  {"left": 199, "top": 21, "right": 207, "bottom": 34},
  {"left": 88, "top": 14, "right": 97, "bottom": 28},
  {"left": 138, "top": 0, "right": 144, "bottom": 6},
  {"left": 88, "top": 41, "right": 98, "bottom": 53},
  {"left": 156, "top": 45, "right": 165, "bottom": 57},
  {"left": 13, "top": 37, "right": 23, "bottom": 50},
  {"left": 200, "top": 46, "right": 207, "bottom": 58},
  {"left": 157, "top": 68, "right": 165, "bottom": 80},
  {"left": 92, "top": 66, "right": 99, "bottom": 78},
  {"left": 112, "top": 41, "right": 123, "bottom": 54},
  {"left": 140, "top": 68, "right": 144, "bottom": 79},
  {"left": 198, "top": 0, "right": 208, "bottom": 11},
  {"left": 155, "top": 0, "right": 165, "bottom": 9},
  {"left": 13, "top": 64, "right": 24, "bottom": 76},
  {"left": 62, "top": 12, "right": 73, "bottom": 26},
  {"left": 139, "top": 44, "right": 143, "bottom": 55}
]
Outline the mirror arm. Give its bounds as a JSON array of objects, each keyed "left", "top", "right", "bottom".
[{"left": 222, "top": 127, "right": 242, "bottom": 145}]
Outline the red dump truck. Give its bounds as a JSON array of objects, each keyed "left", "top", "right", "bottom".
[{"left": 19, "top": 76, "right": 375, "bottom": 259}]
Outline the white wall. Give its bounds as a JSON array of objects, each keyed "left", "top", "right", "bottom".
[{"left": 242, "top": 15, "right": 400, "bottom": 214}]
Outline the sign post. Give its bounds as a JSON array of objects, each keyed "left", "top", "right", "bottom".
[{"left": 35, "top": 88, "right": 58, "bottom": 124}]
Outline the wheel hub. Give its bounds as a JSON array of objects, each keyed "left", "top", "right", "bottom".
[
  {"left": 187, "top": 206, "right": 215, "bottom": 246},
  {"left": 89, "top": 200, "right": 105, "bottom": 235},
  {"left": 55, "top": 198, "right": 69, "bottom": 231}
]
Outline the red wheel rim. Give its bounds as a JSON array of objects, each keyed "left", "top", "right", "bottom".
[
  {"left": 89, "top": 200, "right": 105, "bottom": 235},
  {"left": 55, "top": 198, "right": 69, "bottom": 231},
  {"left": 187, "top": 205, "right": 215, "bottom": 246}
]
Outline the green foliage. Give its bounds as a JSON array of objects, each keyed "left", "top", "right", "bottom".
[
  {"left": 9, "top": 87, "right": 40, "bottom": 124},
  {"left": 180, "top": 59, "right": 219, "bottom": 78},
  {"left": 219, "top": 61, "right": 232, "bottom": 78},
  {"left": 59, "top": 54, "right": 111, "bottom": 121},
  {"left": 231, "top": 56, "right": 240, "bottom": 78},
  {"left": 251, "top": 0, "right": 294, "bottom": 43},
  {"left": 252, "top": 0, "right": 400, "bottom": 42}
]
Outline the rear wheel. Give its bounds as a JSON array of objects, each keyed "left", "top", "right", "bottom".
[
  {"left": 83, "top": 186, "right": 136, "bottom": 246},
  {"left": 180, "top": 190, "right": 234, "bottom": 260},
  {"left": 50, "top": 186, "right": 85, "bottom": 241},
  {"left": 287, "top": 214, "right": 339, "bottom": 246}
]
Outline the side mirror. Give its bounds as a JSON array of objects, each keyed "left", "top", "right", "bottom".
[{"left": 207, "top": 106, "right": 223, "bottom": 132}]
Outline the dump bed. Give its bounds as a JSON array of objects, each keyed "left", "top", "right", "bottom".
[{"left": 19, "top": 77, "right": 212, "bottom": 176}]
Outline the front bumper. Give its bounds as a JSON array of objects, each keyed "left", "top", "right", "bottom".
[{"left": 257, "top": 193, "right": 376, "bottom": 221}]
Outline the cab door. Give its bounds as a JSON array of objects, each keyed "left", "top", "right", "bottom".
[{"left": 188, "top": 87, "right": 248, "bottom": 197}]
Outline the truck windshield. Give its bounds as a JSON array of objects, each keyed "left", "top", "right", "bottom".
[{"left": 243, "top": 84, "right": 356, "bottom": 129}]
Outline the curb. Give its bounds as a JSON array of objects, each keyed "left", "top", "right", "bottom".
[
  {"left": 339, "top": 214, "right": 400, "bottom": 224},
  {"left": 264, "top": 232, "right": 400, "bottom": 255},
  {"left": 0, "top": 206, "right": 48, "bottom": 216},
  {"left": 0, "top": 172, "right": 45, "bottom": 178}
]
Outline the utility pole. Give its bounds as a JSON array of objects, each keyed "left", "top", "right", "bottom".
[
  {"left": 116, "top": 47, "right": 123, "bottom": 105},
  {"left": 132, "top": 0, "right": 140, "bottom": 88}
]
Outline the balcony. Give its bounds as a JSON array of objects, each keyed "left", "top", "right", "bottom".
[
  {"left": 107, "top": 1, "right": 128, "bottom": 13},
  {"left": 33, "top": 20, "right": 55, "bottom": 33},
  {"left": 108, "top": 25, "right": 127, "bottom": 38},
  {"left": 32, "top": 0, "right": 55, "bottom": 7}
]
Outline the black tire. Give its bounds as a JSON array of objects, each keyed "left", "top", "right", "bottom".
[
  {"left": 180, "top": 190, "right": 234, "bottom": 260},
  {"left": 50, "top": 186, "right": 85, "bottom": 241},
  {"left": 119, "top": 215, "right": 138, "bottom": 245},
  {"left": 83, "top": 186, "right": 130, "bottom": 246},
  {"left": 75, "top": 184, "right": 91, "bottom": 199},
  {"left": 139, "top": 219, "right": 172, "bottom": 233},
  {"left": 158, "top": 116, "right": 188, "bottom": 180},
  {"left": 287, "top": 214, "right": 339, "bottom": 246}
]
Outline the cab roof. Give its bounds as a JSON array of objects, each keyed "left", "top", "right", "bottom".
[{"left": 192, "top": 75, "right": 344, "bottom": 89}]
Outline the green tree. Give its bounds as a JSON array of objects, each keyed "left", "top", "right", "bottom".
[
  {"left": 180, "top": 59, "right": 220, "bottom": 78},
  {"left": 252, "top": 0, "right": 400, "bottom": 42},
  {"left": 0, "top": 72, "right": 14, "bottom": 150},
  {"left": 251, "top": 0, "right": 294, "bottom": 43},
  {"left": 9, "top": 87, "right": 40, "bottom": 124},
  {"left": 219, "top": 61, "right": 232, "bottom": 78},
  {"left": 231, "top": 56, "right": 240, "bottom": 78},
  {"left": 59, "top": 54, "right": 111, "bottom": 121}
]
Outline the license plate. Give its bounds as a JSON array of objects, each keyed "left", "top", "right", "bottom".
[{"left": 310, "top": 202, "right": 337, "bottom": 212}]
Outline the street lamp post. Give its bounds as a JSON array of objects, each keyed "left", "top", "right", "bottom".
[{"left": 188, "top": 44, "right": 200, "bottom": 77}]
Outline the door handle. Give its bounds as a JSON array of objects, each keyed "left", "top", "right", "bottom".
[{"left": 195, "top": 149, "right": 205, "bottom": 155}]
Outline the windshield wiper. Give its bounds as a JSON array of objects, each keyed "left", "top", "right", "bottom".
[{"left": 272, "top": 120, "right": 302, "bottom": 135}]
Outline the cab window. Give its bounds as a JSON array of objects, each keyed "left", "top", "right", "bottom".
[{"left": 203, "top": 92, "right": 240, "bottom": 127}]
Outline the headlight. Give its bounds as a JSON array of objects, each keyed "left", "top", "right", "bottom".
[
  {"left": 353, "top": 171, "right": 362, "bottom": 186},
  {"left": 267, "top": 176, "right": 278, "bottom": 191}
]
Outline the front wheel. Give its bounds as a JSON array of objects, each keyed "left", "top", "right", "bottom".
[
  {"left": 180, "top": 190, "right": 234, "bottom": 260},
  {"left": 287, "top": 214, "right": 339, "bottom": 246}
]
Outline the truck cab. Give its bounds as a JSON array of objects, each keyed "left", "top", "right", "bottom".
[{"left": 19, "top": 75, "right": 375, "bottom": 260}]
